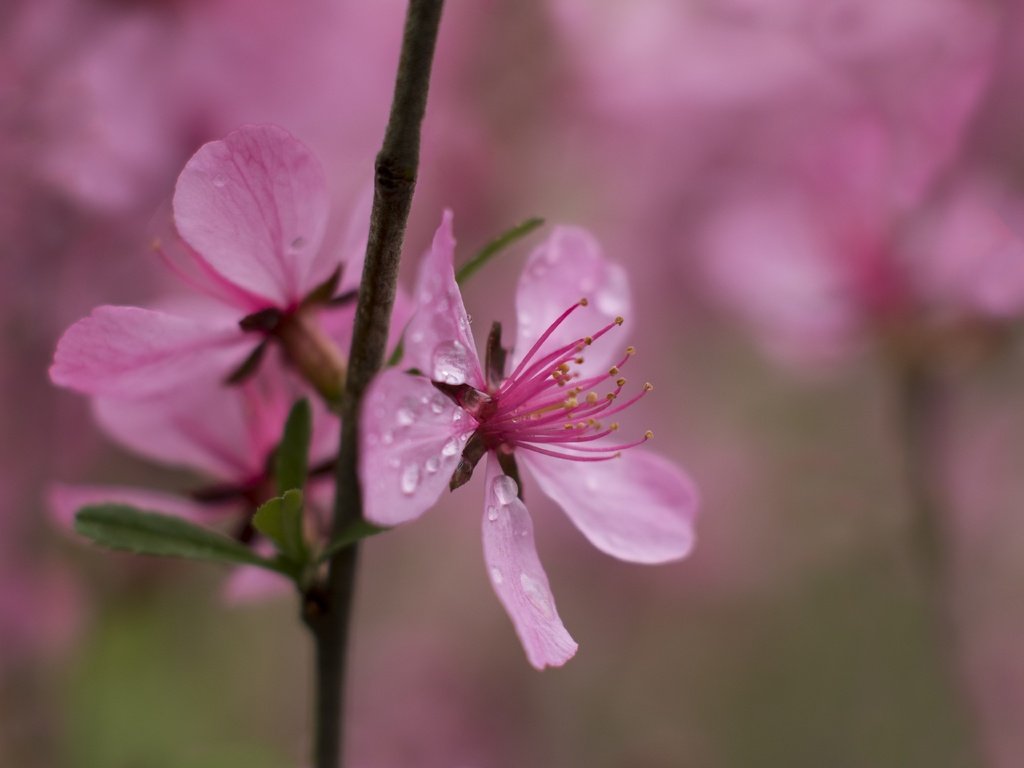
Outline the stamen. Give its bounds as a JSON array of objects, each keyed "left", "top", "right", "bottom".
[{"left": 503, "top": 300, "right": 588, "bottom": 385}]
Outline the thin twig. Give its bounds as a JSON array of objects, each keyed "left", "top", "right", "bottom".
[
  {"left": 303, "top": 3, "right": 445, "bottom": 768},
  {"left": 896, "top": 359, "right": 987, "bottom": 768}
]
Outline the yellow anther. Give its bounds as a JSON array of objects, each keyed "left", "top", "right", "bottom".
[
  {"left": 609, "top": 366, "right": 620, "bottom": 376},
  {"left": 610, "top": 422, "right": 620, "bottom": 431},
  {"left": 625, "top": 346, "right": 636, "bottom": 355},
  {"left": 616, "top": 377, "right": 626, "bottom": 388},
  {"left": 584, "top": 336, "right": 593, "bottom": 345},
  {"left": 643, "top": 382, "right": 654, "bottom": 392},
  {"left": 564, "top": 423, "right": 574, "bottom": 430},
  {"left": 644, "top": 430, "right": 654, "bottom": 439},
  {"left": 564, "top": 397, "right": 579, "bottom": 409},
  {"left": 614, "top": 316, "right": 624, "bottom": 326},
  {"left": 575, "top": 356, "right": 585, "bottom": 364},
  {"left": 606, "top": 393, "right": 616, "bottom": 401},
  {"left": 579, "top": 297, "right": 589, "bottom": 307},
  {"left": 586, "top": 392, "right": 599, "bottom": 404},
  {"left": 587, "top": 418, "right": 600, "bottom": 428},
  {"left": 614, "top": 451, "right": 622, "bottom": 458},
  {"left": 577, "top": 421, "right": 588, "bottom": 429}
]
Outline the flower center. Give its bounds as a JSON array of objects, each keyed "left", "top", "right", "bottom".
[{"left": 474, "top": 299, "right": 653, "bottom": 462}]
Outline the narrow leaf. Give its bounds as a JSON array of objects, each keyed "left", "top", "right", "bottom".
[
  {"left": 456, "top": 217, "right": 544, "bottom": 285},
  {"left": 252, "top": 490, "right": 307, "bottom": 563},
  {"left": 75, "top": 504, "right": 285, "bottom": 572},
  {"left": 276, "top": 398, "right": 312, "bottom": 494}
]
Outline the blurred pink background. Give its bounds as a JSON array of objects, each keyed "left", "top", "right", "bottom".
[{"left": 4, "top": 1, "right": 1024, "bottom": 766}]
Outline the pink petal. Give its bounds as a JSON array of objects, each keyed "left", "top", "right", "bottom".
[
  {"left": 173, "top": 124, "right": 331, "bottom": 307},
  {"left": 221, "top": 540, "right": 291, "bottom": 604},
  {"left": 520, "top": 449, "right": 698, "bottom": 564},
  {"left": 404, "top": 210, "right": 484, "bottom": 387},
  {"left": 49, "top": 306, "right": 253, "bottom": 399},
  {"left": 359, "top": 369, "right": 475, "bottom": 526},
  {"left": 481, "top": 456, "right": 577, "bottom": 669},
  {"left": 512, "top": 226, "right": 632, "bottom": 378},
  {"left": 336, "top": 182, "right": 374, "bottom": 294},
  {"left": 48, "top": 483, "right": 234, "bottom": 531},
  {"left": 94, "top": 356, "right": 329, "bottom": 483},
  {"left": 93, "top": 390, "right": 260, "bottom": 482}
]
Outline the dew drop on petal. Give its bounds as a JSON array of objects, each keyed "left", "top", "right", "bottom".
[
  {"left": 520, "top": 573, "right": 554, "bottom": 618},
  {"left": 493, "top": 476, "right": 518, "bottom": 505},
  {"left": 382, "top": 431, "right": 395, "bottom": 445},
  {"left": 490, "top": 566, "right": 504, "bottom": 584},
  {"left": 400, "top": 463, "right": 420, "bottom": 495},
  {"left": 441, "top": 438, "right": 459, "bottom": 457},
  {"left": 432, "top": 340, "right": 469, "bottom": 385},
  {"left": 396, "top": 407, "right": 415, "bottom": 427},
  {"left": 212, "top": 173, "right": 227, "bottom": 188},
  {"left": 486, "top": 505, "right": 499, "bottom": 522},
  {"left": 425, "top": 456, "right": 440, "bottom": 474},
  {"left": 429, "top": 395, "right": 445, "bottom": 415}
]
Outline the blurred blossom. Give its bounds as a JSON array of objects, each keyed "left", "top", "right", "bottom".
[{"left": 49, "top": 356, "right": 338, "bottom": 601}]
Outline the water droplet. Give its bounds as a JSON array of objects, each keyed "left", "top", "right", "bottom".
[
  {"left": 486, "top": 505, "right": 499, "bottom": 522},
  {"left": 441, "top": 438, "right": 459, "bottom": 457},
  {"left": 429, "top": 395, "right": 445, "bottom": 415},
  {"left": 432, "top": 340, "right": 469, "bottom": 385},
  {"left": 490, "top": 566, "right": 504, "bottom": 584},
  {"left": 520, "top": 573, "right": 553, "bottom": 618},
  {"left": 400, "top": 463, "right": 420, "bottom": 495},
  {"left": 290, "top": 236, "right": 306, "bottom": 250},
  {"left": 493, "top": 476, "right": 518, "bottom": 505},
  {"left": 212, "top": 173, "right": 227, "bottom": 188},
  {"left": 410, "top": 330, "right": 424, "bottom": 344},
  {"left": 382, "top": 431, "right": 394, "bottom": 445},
  {"left": 425, "top": 456, "right": 440, "bottom": 474},
  {"left": 396, "top": 407, "right": 415, "bottom": 427}
]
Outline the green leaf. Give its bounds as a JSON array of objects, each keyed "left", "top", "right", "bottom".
[
  {"left": 252, "top": 489, "right": 307, "bottom": 563},
  {"left": 75, "top": 505, "right": 285, "bottom": 573},
  {"left": 455, "top": 217, "right": 544, "bottom": 285},
  {"left": 276, "top": 399, "right": 312, "bottom": 494},
  {"left": 320, "top": 519, "right": 387, "bottom": 561}
]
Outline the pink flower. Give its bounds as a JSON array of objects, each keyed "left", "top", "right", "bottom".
[
  {"left": 49, "top": 124, "right": 377, "bottom": 399},
  {"left": 360, "top": 212, "right": 699, "bottom": 669},
  {"left": 50, "top": 358, "right": 338, "bottom": 602}
]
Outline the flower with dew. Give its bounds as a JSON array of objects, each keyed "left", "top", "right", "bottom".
[
  {"left": 50, "top": 358, "right": 338, "bottom": 602},
  {"left": 360, "top": 212, "right": 699, "bottom": 669},
  {"left": 50, "top": 123, "right": 406, "bottom": 402}
]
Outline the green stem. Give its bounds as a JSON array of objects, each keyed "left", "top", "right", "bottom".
[{"left": 303, "top": 3, "right": 445, "bottom": 767}]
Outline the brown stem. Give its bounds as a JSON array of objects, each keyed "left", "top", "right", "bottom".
[
  {"left": 896, "top": 359, "right": 987, "bottom": 768},
  {"left": 302, "top": 3, "right": 445, "bottom": 768}
]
